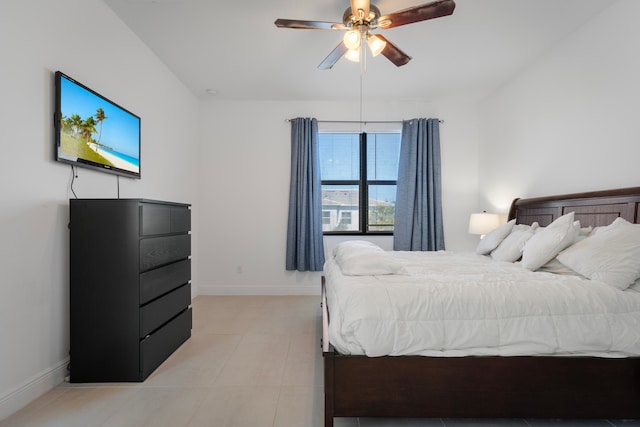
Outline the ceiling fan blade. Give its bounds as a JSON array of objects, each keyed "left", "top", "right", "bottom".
[
  {"left": 377, "top": 0, "right": 455, "bottom": 29},
  {"left": 274, "top": 19, "right": 345, "bottom": 30},
  {"left": 375, "top": 35, "right": 412, "bottom": 67},
  {"left": 350, "top": 0, "right": 370, "bottom": 21},
  {"left": 318, "top": 42, "right": 348, "bottom": 70}
]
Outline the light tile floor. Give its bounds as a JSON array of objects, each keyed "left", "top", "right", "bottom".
[{"left": 2, "top": 296, "right": 639, "bottom": 427}]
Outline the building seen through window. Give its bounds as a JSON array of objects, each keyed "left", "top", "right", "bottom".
[{"left": 318, "top": 131, "right": 400, "bottom": 234}]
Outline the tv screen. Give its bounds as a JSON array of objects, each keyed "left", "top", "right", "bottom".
[{"left": 55, "top": 71, "right": 141, "bottom": 179}]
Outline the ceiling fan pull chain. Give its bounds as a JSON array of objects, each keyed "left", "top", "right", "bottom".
[
  {"left": 359, "top": 69, "right": 364, "bottom": 132},
  {"left": 360, "top": 29, "right": 367, "bottom": 75}
]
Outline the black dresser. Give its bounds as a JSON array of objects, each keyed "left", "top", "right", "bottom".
[{"left": 69, "top": 199, "right": 192, "bottom": 382}]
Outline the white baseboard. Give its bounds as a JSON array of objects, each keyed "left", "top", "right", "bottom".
[
  {"left": 196, "top": 284, "right": 320, "bottom": 296},
  {"left": 0, "top": 358, "right": 68, "bottom": 422}
]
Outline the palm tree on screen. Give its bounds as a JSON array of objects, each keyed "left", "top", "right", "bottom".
[
  {"left": 69, "top": 114, "right": 83, "bottom": 136},
  {"left": 81, "top": 116, "right": 98, "bottom": 149},
  {"left": 94, "top": 108, "right": 107, "bottom": 148}
]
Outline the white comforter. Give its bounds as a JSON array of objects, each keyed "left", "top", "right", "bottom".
[{"left": 324, "top": 251, "right": 640, "bottom": 357}]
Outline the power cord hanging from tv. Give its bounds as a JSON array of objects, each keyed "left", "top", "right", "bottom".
[
  {"left": 69, "top": 164, "right": 123, "bottom": 199},
  {"left": 70, "top": 165, "right": 78, "bottom": 199}
]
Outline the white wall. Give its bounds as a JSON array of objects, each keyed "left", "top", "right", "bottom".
[
  {"left": 196, "top": 98, "right": 480, "bottom": 295},
  {"left": 478, "top": 0, "right": 640, "bottom": 213},
  {"left": 0, "top": 0, "right": 200, "bottom": 418}
]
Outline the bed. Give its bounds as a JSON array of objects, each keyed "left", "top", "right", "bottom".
[{"left": 321, "top": 186, "right": 640, "bottom": 427}]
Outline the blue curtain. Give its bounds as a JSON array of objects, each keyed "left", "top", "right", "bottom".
[
  {"left": 393, "top": 118, "right": 445, "bottom": 251},
  {"left": 286, "top": 118, "right": 325, "bottom": 271}
]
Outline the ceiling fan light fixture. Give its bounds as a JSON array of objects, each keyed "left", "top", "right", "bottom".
[
  {"left": 367, "top": 34, "right": 386, "bottom": 57},
  {"left": 345, "top": 48, "right": 360, "bottom": 62},
  {"left": 343, "top": 30, "right": 361, "bottom": 50},
  {"left": 274, "top": 0, "right": 456, "bottom": 70}
]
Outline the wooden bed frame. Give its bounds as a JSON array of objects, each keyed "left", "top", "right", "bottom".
[{"left": 322, "top": 187, "right": 640, "bottom": 427}]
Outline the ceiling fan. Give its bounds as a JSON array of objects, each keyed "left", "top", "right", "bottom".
[{"left": 275, "top": 0, "right": 455, "bottom": 70}]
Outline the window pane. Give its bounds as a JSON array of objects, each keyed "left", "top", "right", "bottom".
[
  {"left": 318, "top": 134, "right": 359, "bottom": 180},
  {"left": 321, "top": 185, "right": 359, "bottom": 232},
  {"left": 322, "top": 211, "right": 331, "bottom": 225},
  {"left": 368, "top": 184, "right": 396, "bottom": 232},
  {"left": 367, "top": 133, "right": 400, "bottom": 181}
]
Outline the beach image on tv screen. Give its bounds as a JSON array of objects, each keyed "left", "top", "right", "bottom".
[{"left": 58, "top": 76, "right": 140, "bottom": 175}]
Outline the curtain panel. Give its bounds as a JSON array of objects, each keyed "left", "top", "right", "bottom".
[
  {"left": 285, "top": 118, "right": 325, "bottom": 271},
  {"left": 393, "top": 118, "right": 445, "bottom": 251}
]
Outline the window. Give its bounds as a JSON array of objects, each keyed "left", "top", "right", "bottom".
[
  {"left": 322, "top": 210, "right": 331, "bottom": 226},
  {"left": 318, "top": 131, "right": 400, "bottom": 234}
]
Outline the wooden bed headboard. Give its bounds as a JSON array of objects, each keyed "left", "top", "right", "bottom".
[{"left": 508, "top": 187, "right": 640, "bottom": 227}]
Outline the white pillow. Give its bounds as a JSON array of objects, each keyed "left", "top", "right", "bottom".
[
  {"left": 521, "top": 212, "right": 578, "bottom": 271},
  {"left": 336, "top": 250, "right": 404, "bottom": 276},
  {"left": 537, "top": 258, "right": 580, "bottom": 276},
  {"left": 332, "top": 240, "right": 404, "bottom": 276},
  {"left": 333, "top": 240, "right": 381, "bottom": 258},
  {"left": 476, "top": 219, "right": 515, "bottom": 255},
  {"left": 490, "top": 223, "right": 538, "bottom": 262},
  {"left": 557, "top": 218, "right": 640, "bottom": 290},
  {"left": 579, "top": 225, "right": 593, "bottom": 236}
]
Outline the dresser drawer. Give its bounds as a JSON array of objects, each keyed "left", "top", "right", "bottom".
[
  {"left": 140, "top": 283, "right": 191, "bottom": 337},
  {"left": 140, "top": 259, "right": 191, "bottom": 304},
  {"left": 140, "top": 308, "right": 192, "bottom": 379},
  {"left": 170, "top": 208, "right": 190, "bottom": 233},
  {"left": 141, "top": 204, "right": 190, "bottom": 236},
  {"left": 140, "top": 234, "right": 190, "bottom": 271}
]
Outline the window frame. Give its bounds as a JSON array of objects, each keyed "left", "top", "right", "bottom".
[{"left": 319, "top": 131, "right": 399, "bottom": 236}]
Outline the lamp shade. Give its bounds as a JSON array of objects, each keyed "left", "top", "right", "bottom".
[
  {"left": 343, "top": 30, "right": 361, "bottom": 50},
  {"left": 367, "top": 34, "right": 386, "bottom": 56},
  {"left": 345, "top": 48, "right": 360, "bottom": 62},
  {"left": 468, "top": 212, "right": 500, "bottom": 235}
]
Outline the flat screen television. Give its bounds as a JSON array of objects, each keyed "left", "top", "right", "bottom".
[{"left": 54, "top": 71, "right": 141, "bottom": 179}]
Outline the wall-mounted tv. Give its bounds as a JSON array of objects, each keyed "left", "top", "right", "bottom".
[{"left": 54, "top": 71, "right": 141, "bottom": 179}]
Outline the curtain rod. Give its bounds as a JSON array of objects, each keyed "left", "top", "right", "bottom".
[{"left": 284, "top": 119, "right": 444, "bottom": 124}]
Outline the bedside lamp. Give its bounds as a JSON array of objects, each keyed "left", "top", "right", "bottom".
[{"left": 468, "top": 212, "right": 500, "bottom": 239}]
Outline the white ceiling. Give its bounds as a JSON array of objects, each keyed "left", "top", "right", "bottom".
[{"left": 103, "top": 0, "right": 615, "bottom": 101}]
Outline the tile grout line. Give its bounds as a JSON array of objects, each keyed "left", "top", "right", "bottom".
[
  {"left": 270, "top": 307, "right": 294, "bottom": 427},
  {"left": 206, "top": 318, "right": 245, "bottom": 387}
]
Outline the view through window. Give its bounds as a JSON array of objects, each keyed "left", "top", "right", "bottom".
[{"left": 318, "top": 131, "right": 400, "bottom": 234}]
